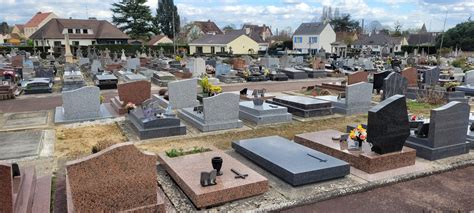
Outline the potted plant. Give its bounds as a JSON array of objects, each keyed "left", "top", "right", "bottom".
[
  {"left": 349, "top": 125, "right": 367, "bottom": 148},
  {"left": 444, "top": 82, "right": 460, "bottom": 92},
  {"left": 125, "top": 102, "right": 136, "bottom": 113}
]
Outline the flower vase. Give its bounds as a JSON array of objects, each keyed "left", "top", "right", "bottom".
[{"left": 357, "top": 139, "right": 363, "bottom": 148}]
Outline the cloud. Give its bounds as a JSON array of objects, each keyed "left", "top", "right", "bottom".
[{"left": 0, "top": 0, "right": 470, "bottom": 33}]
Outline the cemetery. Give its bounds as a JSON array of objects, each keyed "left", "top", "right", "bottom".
[{"left": 1, "top": 40, "right": 474, "bottom": 212}]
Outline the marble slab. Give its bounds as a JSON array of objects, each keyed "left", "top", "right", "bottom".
[
  {"left": 157, "top": 150, "right": 268, "bottom": 208},
  {"left": 232, "top": 136, "right": 349, "bottom": 186}
]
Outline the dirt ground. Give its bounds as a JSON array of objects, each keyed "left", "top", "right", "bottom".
[
  {"left": 54, "top": 122, "right": 127, "bottom": 160},
  {"left": 138, "top": 115, "right": 367, "bottom": 155}
]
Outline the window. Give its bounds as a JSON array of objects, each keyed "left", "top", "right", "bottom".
[
  {"left": 309, "top": 37, "right": 318, "bottom": 43},
  {"left": 196, "top": 46, "right": 203, "bottom": 54},
  {"left": 67, "top": 29, "right": 73, "bottom": 34},
  {"left": 221, "top": 47, "right": 225, "bottom": 53},
  {"left": 372, "top": 45, "right": 378, "bottom": 49},
  {"left": 54, "top": 41, "right": 61, "bottom": 47},
  {"left": 91, "top": 41, "right": 96, "bottom": 45},
  {"left": 35, "top": 40, "right": 39, "bottom": 46},
  {"left": 211, "top": 46, "right": 215, "bottom": 54},
  {"left": 293, "top": 37, "right": 302, "bottom": 43},
  {"left": 75, "top": 29, "right": 81, "bottom": 34},
  {"left": 83, "top": 29, "right": 88, "bottom": 34},
  {"left": 73, "top": 41, "right": 80, "bottom": 46}
]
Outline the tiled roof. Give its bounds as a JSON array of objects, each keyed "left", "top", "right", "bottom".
[
  {"left": 189, "top": 33, "right": 243, "bottom": 45},
  {"left": 25, "top": 12, "right": 53, "bottom": 28},
  {"left": 408, "top": 33, "right": 436, "bottom": 45},
  {"left": 147, "top": 35, "right": 168, "bottom": 45},
  {"left": 353, "top": 33, "right": 401, "bottom": 46},
  {"left": 294, "top": 22, "right": 327, "bottom": 35},
  {"left": 30, "top": 18, "right": 129, "bottom": 40},
  {"left": 226, "top": 29, "right": 266, "bottom": 43},
  {"left": 194, "top": 21, "right": 223, "bottom": 34}
]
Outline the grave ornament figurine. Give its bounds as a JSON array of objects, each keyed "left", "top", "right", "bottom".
[
  {"left": 252, "top": 89, "right": 266, "bottom": 106},
  {"left": 212, "top": 157, "right": 223, "bottom": 176},
  {"left": 200, "top": 170, "right": 217, "bottom": 187}
]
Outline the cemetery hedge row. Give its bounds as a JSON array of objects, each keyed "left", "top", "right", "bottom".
[
  {"left": 0, "top": 44, "right": 189, "bottom": 55},
  {"left": 400, "top": 45, "right": 438, "bottom": 55}
]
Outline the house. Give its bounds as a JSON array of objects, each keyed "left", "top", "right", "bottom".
[
  {"left": 30, "top": 18, "right": 129, "bottom": 47},
  {"left": 148, "top": 35, "right": 173, "bottom": 45},
  {"left": 292, "top": 22, "right": 336, "bottom": 54},
  {"left": 352, "top": 31, "right": 407, "bottom": 54},
  {"left": 24, "top": 12, "right": 58, "bottom": 38},
  {"left": 407, "top": 24, "right": 440, "bottom": 46},
  {"left": 331, "top": 32, "right": 359, "bottom": 57},
  {"left": 189, "top": 34, "right": 259, "bottom": 55},
  {"left": 224, "top": 29, "right": 269, "bottom": 52},
  {"left": 10, "top": 24, "right": 25, "bottom": 38},
  {"left": 185, "top": 20, "right": 223, "bottom": 42}
]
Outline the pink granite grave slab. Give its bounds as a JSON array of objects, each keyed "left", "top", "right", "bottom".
[
  {"left": 66, "top": 142, "right": 165, "bottom": 212},
  {"left": 157, "top": 149, "right": 268, "bottom": 208}
]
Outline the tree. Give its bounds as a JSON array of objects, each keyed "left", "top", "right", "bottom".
[
  {"left": 393, "top": 21, "right": 402, "bottom": 36},
  {"left": 0, "top": 22, "right": 8, "bottom": 35},
  {"left": 155, "top": 0, "right": 180, "bottom": 39},
  {"left": 436, "top": 20, "right": 474, "bottom": 51},
  {"left": 329, "top": 14, "right": 359, "bottom": 32},
  {"left": 222, "top": 24, "right": 236, "bottom": 33},
  {"left": 111, "top": 0, "right": 153, "bottom": 40}
]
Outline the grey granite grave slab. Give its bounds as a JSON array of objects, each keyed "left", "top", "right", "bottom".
[
  {"left": 232, "top": 136, "right": 350, "bottom": 186},
  {"left": 0, "top": 130, "right": 44, "bottom": 160},
  {"left": 178, "top": 93, "right": 243, "bottom": 132},
  {"left": 126, "top": 58, "right": 140, "bottom": 71},
  {"left": 267, "top": 96, "right": 333, "bottom": 118},
  {"left": 129, "top": 106, "right": 186, "bottom": 140},
  {"left": 239, "top": 101, "right": 292, "bottom": 125},
  {"left": 405, "top": 101, "right": 470, "bottom": 160},
  {"left": 94, "top": 74, "right": 118, "bottom": 89},
  {"left": 1, "top": 111, "right": 49, "bottom": 130},
  {"left": 464, "top": 70, "right": 474, "bottom": 85},
  {"left": 278, "top": 68, "right": 308, "bottom": 79},
  {"left": 382, "top": 72, "right": 408, "bottom": 100},
  {"left": 54, "top": 86, "right": 114, "bottom": 124},
  {"left": 215, "top": 63, "right": 231, "bottom": 76},
  {"left": 316, "top": 82, "right": 372, "bottom": 115},
  {"left": 153, "top": 78, "right": 199, "bottom": 109},
  {"left": 124, "top": 73, "right": 148, "bottom": 82},
  {"left": 455, "top": 85, "right": 474, "bottom": 96},
  {"left": 151, "top": 71, "right": 176, "bottom": 87}
]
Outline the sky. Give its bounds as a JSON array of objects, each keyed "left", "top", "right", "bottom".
[{"left": 0, "top": 0, "right": 472, "bottom": 33}]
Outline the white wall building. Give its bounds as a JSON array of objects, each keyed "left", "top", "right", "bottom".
[{"left": 292, "top": 22, "right": 336, "bottom": 54}]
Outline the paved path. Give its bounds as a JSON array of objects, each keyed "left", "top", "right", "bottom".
[
  {"left": 281, "top": 166, "right": 474, "bottom": 213},
  {"left": 0, "top": 78, "right": 342, "bottom": 113}
]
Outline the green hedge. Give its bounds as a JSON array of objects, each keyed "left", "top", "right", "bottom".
[
  {"left": 401, "top": 45, "right": 438, "bottom": 55},
  {"left": 0, "top": 44, "right": 189, "bottom": 56}
]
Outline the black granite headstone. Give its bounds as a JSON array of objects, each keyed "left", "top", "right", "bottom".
[
  {"left": 373, "top": 71, "right": 391, "bottom": 93},
  {"left": 367, "top": 95, "right": 409, "bottom": 154}
]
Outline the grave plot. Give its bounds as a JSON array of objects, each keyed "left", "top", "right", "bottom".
[
  {"left": 315, "top": 82, "right": 373, "bottom": 115},
  {"left": 157, "top": 149, "right": 268, "bottom": 208},
  {"left": 406, "top": 101, "right": 470, "bottom": 160},
  {"left": 0, "top": 111, "right": 50, "bottom": 130},
  {"left": 0, "top": 130, "right": 45, "bottom": 160},
  {"left": 0, "top": 163, "right": 52, "bottom": 212},
  {"left": 178, "top": 93, "right": 243, "bottom": 132},
  {"left": 54, "top": 86, "right": 116, "bottom": 124},
  {"left": 294, "top": 95, "right": 417, "bottom": 174},
  {"left": 239, "top": 101, "right": 292, "bottom": 126},
  {"left": 267, "top": 96, "right": 333, "bottom": 118},
  {"left": 152, "top": 78, "right": 199, "bottom": 110},
  {"left": 232, "top": 136, "right": 349, "bottom": 186},
  {"left": 65, "top": 143, "right": 166, "bottom": 212},
  {"left": 110, "top": 80, "right": 151, "bottom": 114}
]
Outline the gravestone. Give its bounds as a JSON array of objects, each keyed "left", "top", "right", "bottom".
[
  {"left": 111, "top": 80, "right": 151, "bottom": 114},
  {"left": 153, "top": 78, "right": 199, "bottom": 109},
  {"left": 373, "top": 71, "right": 391, "bottom": 93},
  {"left": 126, "top": 58, "right": 140, "bottom": 71},
  {"left": 406, "top": 102, "right": 469, "bottom": 160},
  {"left": 422, "top": 66, "right": 440, "bottom": 86},
  {"left": 151, "top": 71, "right": 176, "bottom": 87},
  {"left": 464, "top": 70, "right": 474, "bottom": 85},
  {"left": 382, "top": 72, "right": 408, "bottom": 100},
  {"left": 66, "top": 143, "right": 165, "bottom": 212},
  {"left": 260, "top": 56, "right": 279, "bottom": 69},
  {"left": 178, "top": 93, "right": 243, "bottom": 132},
  {"left": 187, "top": 58, "right": 206, "bottom": 77},
  {"left": 239, "top": 101, "right": 292, "bottom": 125},
  {"left": 316, "top": 82, "right": 373, "bottom": 115},
  {"left": 91, "top": 60, "right": 102, "bottom": 74},
  {"left": 401, "top": 67, "right": 418, "bottom": 87},
  {"left": 367, "top": 95, "right": 410, "bottom": 154},
  {"left": 347, "top": 71, "right": 368, "bottom": 85},
  {"left": 215, "top": 63, "right": 231, "bottom": 77},
  {"left": 62, "top": 86, "right": 100, "bottom": 120}
]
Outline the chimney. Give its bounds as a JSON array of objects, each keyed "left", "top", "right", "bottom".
[{"left": 245, "top": 27, "right": 251, "bottom": 35}]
